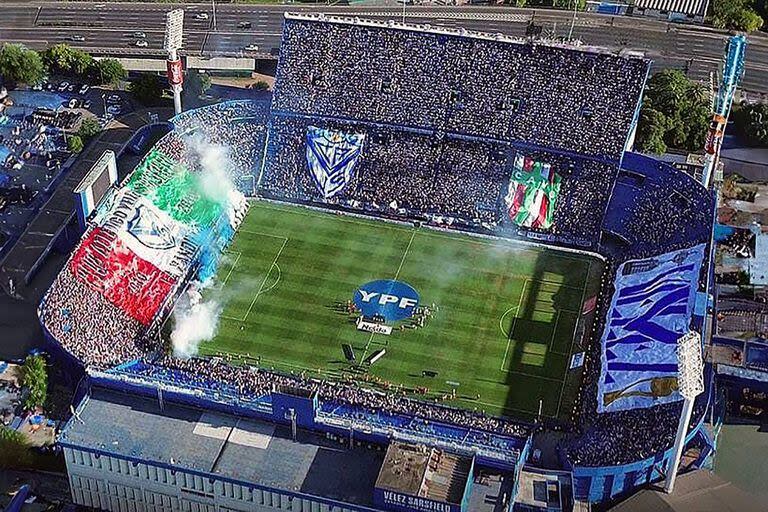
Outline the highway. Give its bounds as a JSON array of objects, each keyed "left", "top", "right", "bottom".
[{"left": 0, "top": 2, "right": 766, "bottom": 92}]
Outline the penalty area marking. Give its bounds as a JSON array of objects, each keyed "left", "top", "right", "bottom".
[{"left": 220, "top": 251, "right": 241, "bottom": 288}]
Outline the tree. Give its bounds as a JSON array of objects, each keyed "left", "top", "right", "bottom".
[
  {"left": 711, "top": 0, "right": 764, "bottom": 32},
  {"left": 129, "top": 73, "right": 163, "bottom": 106},
  {"left": 636, "top": 70, "right": 711, "bottom": 154},
  {"left": 734, "top": 103, "right": 768, "bottom": 147},
  {"left": 78, "top": 117, "right": 101, "bottom": 142},
  {"left": 183, "top": 71, "right": 212, "bottom": 103},
  {"left": 40, "top": 44, "right": 94, "bottom": 77},
  {"left": 0, "top": 44, "right": 45, "bottom": 85},
  {"left": 67, "top": 134, "right": 84, "bottom": 153},
  {"left": 92, "top": 58, "right": 126, "bottom": 86},
  {"left": 0, "top": 426, "right": 31, "bottom": 469},
  {"left": 636, "top": 108, "right": 669, "bottom": 154},
  {"left": 20, "top": 354, "right": 47, "bottom": 410},
  {"left": 552, "top": 0, "right": 586, "bottom": 9},
  {"left": 251, "top": 80, "right": 270, "bottom": 91}
]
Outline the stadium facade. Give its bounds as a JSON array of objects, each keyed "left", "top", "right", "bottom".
[{"left": 44, "top": 14, "right": 718, "bottom": 511}]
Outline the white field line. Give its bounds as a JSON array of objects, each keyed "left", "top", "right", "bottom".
[
  {"left": 241, "top": 237, "right": 289, "bottom": 323},
  {"left": 500, "top": 279, "right": 527, "bottom": 371}
]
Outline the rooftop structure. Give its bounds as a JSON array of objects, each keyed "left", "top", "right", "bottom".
[
  {"left": 375, "top": 442, "right": 472, "bottom": 509},
  {"left": 60, "top": 386, "right": 385, "bottom": 508}
]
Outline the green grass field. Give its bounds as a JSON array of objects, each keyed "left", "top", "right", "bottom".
[{"left": 199, "top": 200, "right": 600, "bottom": 420}]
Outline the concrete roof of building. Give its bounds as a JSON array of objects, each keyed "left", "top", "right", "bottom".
[
  {"left": 375, "top": 441, "right": 472, "bottom": 506},
  {"left": 59, "top": 386, "right": 385, "bottom": 508},
  {"left": 609, "top": 470, "right": 767, "bottom": 512}
]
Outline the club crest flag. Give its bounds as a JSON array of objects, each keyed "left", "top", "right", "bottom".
[
  {"left": 597, "top": 245, "right": 705, "bottom": 413},
  {"left": 504, "top": 154, "right": 561, "bottom": 230},
  {"left": 306, "top": 126, "right": 365, "bottom": 198}
]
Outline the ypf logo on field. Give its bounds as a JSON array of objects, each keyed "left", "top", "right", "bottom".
[{"left": 354, "top": 279, "right": 419, "bottom": 322}]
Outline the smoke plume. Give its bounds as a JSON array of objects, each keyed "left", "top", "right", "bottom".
[
  {"left": 171, "top": 284, "right": 222, "bottom": 359},
  {"left": 169, "top": 130, "right": 243, "bottom": 358}
]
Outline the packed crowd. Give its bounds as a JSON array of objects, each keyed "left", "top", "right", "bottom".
[
  {"left": 262, "top": 115, "right": 621, "bottom": 242},
  {"left": 40, "top": 266, "right": 152, "bottom": 368},
  {"left": 621, "top": 168, "right": 713, "bottom": 256},
  {"left": 167, "top": 101, "right": 270, "bottom": 194},
  {"left": 142, "top": 355, "right": 531, "bottom": 438},
  {"left": 560, "top": 256, "right": 709, "bottom": 466},
  {"left": 273, "top": 15, "right": 648, "bottom": 159},
  {"left": 262, "top": 116, "right": 510, "bottom": 225}
]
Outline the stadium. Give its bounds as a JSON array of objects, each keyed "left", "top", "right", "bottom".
[{"left": 42, "top": 13, "right": 721, "bottom": 511}]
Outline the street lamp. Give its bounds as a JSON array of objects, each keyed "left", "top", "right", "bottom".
[{"left": 664, "top": 331, "right": 705, "bottom": 494}]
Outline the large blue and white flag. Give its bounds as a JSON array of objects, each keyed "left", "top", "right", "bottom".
[
  {"left": 598, "top": 245, "right": 705, "bottom": 413},
  {"left": 306, "top": 126, "right": 365, "bottom": 199}
]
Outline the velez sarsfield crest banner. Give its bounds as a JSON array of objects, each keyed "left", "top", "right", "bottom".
[{"left": 306, "top": 126, "right": 365, "bottom": 198}]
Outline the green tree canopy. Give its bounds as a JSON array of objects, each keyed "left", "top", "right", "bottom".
[
  {"left": 183, "top": 71, "right": 212, "bottom": 103},
  {"left": 40, "top": 44, "right": 94, "bottom": 77},
  {"left": 252, "top": 80, "right": 270, "bottom": 91},
  {"left": 735, "top": 103, "right": 768, "bottom": 147},
  {"left": 552, "top": 0, "right": 586, "bottom": 9},
  {"left": 711, "top": 0, "right": 764, "bottom": 31},
  {"left": 20, "top": 354, "right": 47, "bottom": 410},
  {"left": 92, "top": 58, "right": 127, "bottom": 86},
  {"left": 67, "top": 134, "right": 84, "bottom": 153},
  {"left": 0, "top": 426, "right": 31, "bottom": 469},
  {"left": 129, "top": 73, "right": 164, "bottom": 106},
  {"left": 0, "top": 44, "right": 45, "bottom": 85},
  {"left": 636, "top": 70, "right": 711, "bottom": 154},
  {"left": 78, "top": 117, "right": 101, "bottom": 141}
]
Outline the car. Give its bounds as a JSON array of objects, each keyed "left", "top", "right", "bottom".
[
  {"left": 83, "top": 99, "right": 92, "bottom": 109},
  {"left": 238, "top": 21, "right": 252, "bottom": 29},
  {"left": 45, "top": 83, "right": 54, "bottom": 91},
  {"left": 244, "top": 44, "right": 259, "bottom": 52},
  {"left": 79, "top": 84, "right": 90, "bottom": 95},
  {"left": 107, "top": 105, "right": 122, "bottom": 115},
  {"left": 135, "top": 40, "right": 148, "bottom": 47},
  {"left": 194, "top": 12, "right": 209, "bottom": 20},
  {"left": 133, "top": 31, "right": 146, "bottom": 38},
  {"left": 31, "top": 83, "right": 43, "bottom": 91},
  {"left": 67, "top": 98, "right": 79, "bottom": 109},
  {"left": 69, "top": 35, "right": 86, "bottom": 42},
  {"left": 57, "top": 81, "right": 70, "bottom": 92},
  {"left": 107, "top": 94, "right": 121, "bottom": 103},
  {"left": 67, "top": 84, "right": 76, "bottom": 92}
]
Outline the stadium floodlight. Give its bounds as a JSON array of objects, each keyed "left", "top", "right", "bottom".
[
  {"left": 164, "top": 9, "right": 185, "bottom": 115},
  {"left": 664, "top": 331, "right": 704, "bottom": 494}
]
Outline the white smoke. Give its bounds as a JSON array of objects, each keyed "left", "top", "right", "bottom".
[
  {"left": 171, "top": 284, "right": 222, "bottom": 359},
  {"left": 169, "top": 130, "right": 246, "bottom": 358}
]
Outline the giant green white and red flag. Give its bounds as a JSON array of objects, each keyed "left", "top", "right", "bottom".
[{"left": 504, "top": 154, "right": 561, "bottom": 230}]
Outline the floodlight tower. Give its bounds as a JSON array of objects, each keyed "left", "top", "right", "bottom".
[
  {"left": 664, "top": 331, "right": 705, "bottom": 494},
  {"left": 164, "top": 9, "right": 185, "bottom": 115}
]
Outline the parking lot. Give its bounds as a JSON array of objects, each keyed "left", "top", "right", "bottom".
[{"left": 0, "top": 83, "right": 134, "bottom": 257}]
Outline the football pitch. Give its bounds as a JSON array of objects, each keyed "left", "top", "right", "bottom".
[{"left": 198, "top": 201, "right": 601, "bottom": 420}]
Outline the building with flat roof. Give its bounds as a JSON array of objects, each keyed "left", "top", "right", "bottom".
[
  {"left": 58, "top": 386, "right": 512, "bottom": 512},
  {"left": 374, "top": 442, "right": 475, "bottom": 512}
]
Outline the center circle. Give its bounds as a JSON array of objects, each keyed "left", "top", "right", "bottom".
[{"left": 353, "top": 279, "right": 420, "bottom": 322}]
